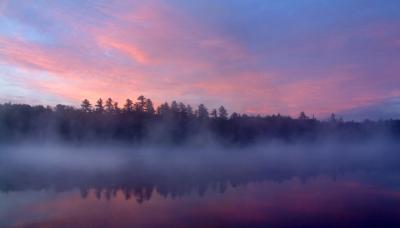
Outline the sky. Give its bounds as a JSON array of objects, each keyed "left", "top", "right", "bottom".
[{"left": 0, "top": 0, "right": 399, "bottom": 119}]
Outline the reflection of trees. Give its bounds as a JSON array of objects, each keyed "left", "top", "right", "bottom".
[
  {"left": 1, "top": 155, "right": 400, "bottom": 204},
  {"left": 75, "top": 180, "right": 252, "bottom": 203}
]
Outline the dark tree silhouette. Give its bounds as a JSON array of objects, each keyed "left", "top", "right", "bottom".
[
  {"left": 157, "top": 102, "right": 170, "bottom": 116},
  {"left": 230, "top": 112, "right": 239, "bottom": 119},
  {"left": 95, "top": 98, "right": 104, "bottom": 113},
  {"left": 81, "top": 99, "right": 92, "bottom": 112},
  {"left": 298, "top": 111, "right": 309, "bottom": 120},
  {"left": 0, "top": 96, "right": 399, "bottom": 145},
  {"left": 105, "top": 98, "right": 114, "bottom": 112},
  {"left": 136, "top": 95, "right": 146, "bottom": 112},
  {"left": 218, "top": 106, "right": 228, "bottom": 119},
  {"left": 211, "top": 109, "right": 218, "bottom": 119},
  {"left": 145, "top": 99, "right": 155, "bottom": 114},
  {"left": 186, "top": 105, "right": 194, "bottom": 118},
  {"left": 113, "top": 102, "right": 120, "bottom": 113},
  {"left": 171, "top": 101, "right": 179, "bottom": 114},
  {"left": 178, "top": 102, "right": 186, "bottom": 114},
  {"left": 124, "top": 99, "right": 134, "bottom": 112},
  {"left": 197, "top": 104, "right": 209, "bottom": 120}
]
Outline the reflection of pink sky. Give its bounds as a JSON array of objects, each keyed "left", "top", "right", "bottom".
[{"left": 10, "top": 177, "right": 400, "bottom": 227}]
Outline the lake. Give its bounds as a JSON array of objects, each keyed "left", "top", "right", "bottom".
[{"left": 1, "top": 144, "right": 400, "bottom": 227}]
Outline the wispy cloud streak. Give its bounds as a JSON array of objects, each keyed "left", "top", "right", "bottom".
[{"left": 0, "top": 0, "right": 399, "bottom": 118}]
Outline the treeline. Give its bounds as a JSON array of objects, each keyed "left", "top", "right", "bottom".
[{"left": 0, "top": 95, "right": 399, "bottom": 145}]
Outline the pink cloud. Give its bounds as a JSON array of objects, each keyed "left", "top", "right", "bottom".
[
  {"left": 0, "top": 1, "right": 399, "bottom": 118},
  {"left": 97, "top": 36, "right": 150, "bottom": 65}
]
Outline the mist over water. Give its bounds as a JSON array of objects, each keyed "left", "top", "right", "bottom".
[
  {"left": 1, "top": 140, "right": 399, "bottom": 173},
  {"left": 1, "top": 141, "right": 400, "bottom": 227}
]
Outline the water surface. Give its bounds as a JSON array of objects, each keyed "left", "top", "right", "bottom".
[{"left": 1, "top": 144, "right": 400, "bottom": 227}]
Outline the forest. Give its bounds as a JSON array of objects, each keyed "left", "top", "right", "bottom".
[{"left": 0, "top": 95, "right": 399, "bottom": 145}]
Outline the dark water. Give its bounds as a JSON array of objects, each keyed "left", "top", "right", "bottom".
[{"left": 1, "top": 144, "right": 400, "bottom": 227}]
